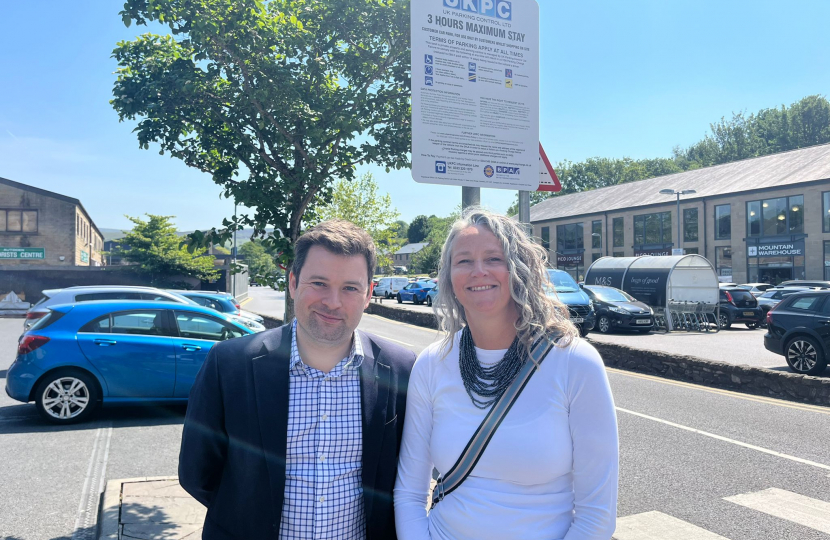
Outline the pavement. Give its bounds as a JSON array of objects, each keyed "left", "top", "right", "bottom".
[{"left": 99, "top": 477, "right": 204, "bottom": 539}]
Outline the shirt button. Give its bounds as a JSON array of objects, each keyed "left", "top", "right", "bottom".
[
  {"left": 321, "top": 414, "right": 328, "bottom": 421},
  {"left": 319, "top": 496, "right": 325, "bottom": 503},
  {"left": 319, "top": 454, "right": 326, "bottom": 461}
]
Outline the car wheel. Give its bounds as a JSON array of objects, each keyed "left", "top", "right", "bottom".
[
  {"left": 578, "top": 324, "right": 589, "bottom": 338},
  {"left": 597, "top": 315, "right": 612, "bottom": 334},
  {"left": 414, "top": 296, "right": 422, "bottom": 305},
  {"left": 785, "top": 336, "right": 828, "bottom": 375},
  {"left": 718, "top": 312, "right": 731, "bottom": 329},
  {"left": 427, "top": 296, "right": 433, "bottom": 307},
  {"left": 34, "top": 369, "right": 99, "bottom": 424},
  {"left": 397, "top": 294, "right": 402, "bottom": 304}
]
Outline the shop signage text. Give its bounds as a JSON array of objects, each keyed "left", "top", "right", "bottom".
[
  {"left": 747, "top": 241, "right": 804, "bottom": 258},
  {"left": 634, "top": 248, "right": 672, "bottom": 257},
  {"left": 0, "top": 248, "right": 45, "bottom": 259},
  {"left": 80, "top": 250, "right": 89, "bottom": 263},
  {"left": 557, "top": 253, "right": 584, "bottom": 265}
]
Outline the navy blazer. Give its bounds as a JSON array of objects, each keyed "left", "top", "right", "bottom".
[{"left": 179, "top": 324, "right": 416, "bottom": 539}]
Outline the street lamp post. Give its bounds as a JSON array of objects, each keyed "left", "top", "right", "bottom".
[
  {"left": 232, "top": 201, "right": 237, "bottom": 299},
  {"left": 659, "top": 188, "right": 697, "bottom": 253}
]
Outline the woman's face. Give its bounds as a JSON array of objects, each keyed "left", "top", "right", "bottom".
[{"left": 450, "top": 225, "right": 514, "bottom": 319}]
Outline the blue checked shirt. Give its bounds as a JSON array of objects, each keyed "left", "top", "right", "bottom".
[{"left": 280, "top": 320, "right": 366, "bottom": 540}]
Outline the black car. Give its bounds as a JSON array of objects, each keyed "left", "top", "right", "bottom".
[
  {"left": 764, "top": 290, "right": 830, "bottom": 375},
  {"left": 583, "top": 285, "right": 654, "bottom": 334},
  {"left": 715, "top": 287, "right": 764, "bottom": 329}
]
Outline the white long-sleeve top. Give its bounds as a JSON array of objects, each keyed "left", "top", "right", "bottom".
[{"left": 394, "top": 332, "right": 619, "bottom": 540}]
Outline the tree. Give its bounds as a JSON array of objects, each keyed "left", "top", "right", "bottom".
[
  {"left": 390, "top": 220, "right": 409, "bottom": 243},
  {"left": 112, "top": 0, "right": 411, "bottom": 320},
  {"left": 410, "top": 210, "right": 460, "bottom": 275},
  {"left": 239, "top": 239, "right": 279, "bottom": 281},
  {"left": 115, "top": 214, "right": 219, "bottom": 286},
  {"left": 315, "top": 172, "right": 402, "bottom": 270},
  {"left": 408, "top": 215, "right": 431, "bottom": 243}
]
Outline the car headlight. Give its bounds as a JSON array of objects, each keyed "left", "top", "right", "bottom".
[
  {"left": 609, "top": 306, "right": 627, "bottom": 314},
  {"left": 588, "top": 301, "right": 594, "bottom": 311},
  {"left": 648, "top": 307, "right": 654, "bottom": 315},
  {"left": 235, "top": 317, "right": 264, "bottom": 331}
]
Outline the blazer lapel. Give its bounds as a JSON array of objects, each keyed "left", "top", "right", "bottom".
[
  {"left": 360, "top": 332, "right": 390, "bottom": 526},
  {"left": 252, "top": 326, "right": 293, "bottom": 523}
]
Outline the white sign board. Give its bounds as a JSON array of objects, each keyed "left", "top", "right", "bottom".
[{"left": 411, "top": 0, "right": 540, "bottom": 190}]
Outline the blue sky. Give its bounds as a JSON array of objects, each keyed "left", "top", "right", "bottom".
[{"left": 1, "top": 1, "right": 828, "bottom": 232}]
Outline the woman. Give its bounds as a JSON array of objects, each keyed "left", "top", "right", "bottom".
[{"left": 394, "top": 208, "right": 618, "bottom": 540}]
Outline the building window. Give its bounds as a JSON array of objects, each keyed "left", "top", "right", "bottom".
[
  {"left": 541, "top": 226, "right": 550, "bottom": 250},
  {"left": 715, "top": 204, "right": 731, "bottom": 240},
  {"left": 715, "top": 246, "right": 732, "bottom": 279},
  {"left": 685, "top": 247, "right": 699, "bottom": 254},
  {"left": 633, "top": 211, "right": 672, "bottom": 246},
  {"left": 613, "top": 251, "right": 625, "bottom": 257},
  {"left": 824, "top": 192, "right": 830, "bottom": 233},
  {"left": 683, "top": 208, "right": 698, "bottom": 242},
  {"left": 591, "top": 220, "right": 602, "bottom": 249},
  {"left": 0, "top": 210, "right": 38, "bottom": 233},
  {"left": 592, "top": 252, "right": 602, "bottom": 262},
  {"left": 748, "top": 195, "right": 803, "bottom": 237},
  {"left": 612, "top": 218, "right": 624, "bottom": 248},
  {"left": 825, "top": 241, "right": 830, "bottom": 280},
  {"left": 556, "top": 222, "right": 583, "bottom": 252}
]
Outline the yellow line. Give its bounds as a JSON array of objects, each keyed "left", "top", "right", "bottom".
[
  {"left": 239, "top": 296, "right": 254, "bottom": 307},
  {"left": 608, "top": 367, "right": 830, "bottom": 415}
]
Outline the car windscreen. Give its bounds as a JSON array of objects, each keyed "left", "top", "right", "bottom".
[
  {"left": 730, "top": 290, "right": 756, "bottom": 303},
  {"left": 589, "top": 288, "right": 633, "bottom": 303},
  {"left": 546, "top": 270, "right": 579, "bottom": 293}
]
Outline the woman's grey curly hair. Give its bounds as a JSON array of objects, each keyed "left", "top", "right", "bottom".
[{"left": 434, "top": 207, "right": 577, "bottom": 356}]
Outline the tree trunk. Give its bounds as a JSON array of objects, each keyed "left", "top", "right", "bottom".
[{"left": 283, "top": 289, "right": 295, "bottom": 324}]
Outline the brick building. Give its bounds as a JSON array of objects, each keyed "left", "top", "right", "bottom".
[
  {"left": 530, "top": 144, "right": 830, "bottom": 285},
  {"left": 0, "top": 177, "right": 104, "bottom": 267}
]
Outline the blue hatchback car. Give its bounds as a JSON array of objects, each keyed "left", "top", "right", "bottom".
[
  {"left": 5, "top": 300, "right": 257, "bottom": 424},
  {"left": 397, "top": 280, "right": 436, "bottom": 304}
]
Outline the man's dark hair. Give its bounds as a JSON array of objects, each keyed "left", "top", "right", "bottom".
[{"left": 291, "top": 220, "right": 376, "bottom": 287}]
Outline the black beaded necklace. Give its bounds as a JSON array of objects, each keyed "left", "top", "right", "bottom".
[{"left": 458, "top": 326, "right": 527, "bottom": 409}]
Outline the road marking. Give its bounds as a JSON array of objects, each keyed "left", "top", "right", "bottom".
[
  {"left": 617, "top": 407, "right": 830, "bottom": 473},
  {"left": 725, "top": 488, "right": 830, "bottom": 533},
  {"left": 608, "top": 367, "right": 830, "bottom": 416},
  {"left": 364, "top": 313, "right": 413, "bottom": 327},
  {"left": 239, "top": 296, "right": 254, "bottom": 307},
  {"left": 614, "top": 511, "right": 729, "bottom": 539},
  {"left": 72, "top": 422, "right": 112, "bottom": 540},
  {"left": 377, "top": 335, "right": 414, "bottom": 347}
]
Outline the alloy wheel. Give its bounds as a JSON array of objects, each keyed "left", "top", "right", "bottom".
[
  {"left": 40, "top": 377, "right": 91, "bottom": 421},
  {"left": 598, "top": 316, "right": 611, "bottom": 333},
  {"left": 787, "top": 339, "right": 818, "bottom": 373}
]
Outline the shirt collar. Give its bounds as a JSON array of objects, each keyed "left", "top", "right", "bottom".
[{"left": 289, "top": 319, "right": 364, "bottom": 371}]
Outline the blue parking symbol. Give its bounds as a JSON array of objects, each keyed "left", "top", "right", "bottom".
[
  {"left": 425, "top": 65, "right": 434, "bottom": 75},
  {"left": 468, "top": 73, "right": 477, "bottom": 82},
  {"left": 425, "top": 76, "right": 433, "bottom": 86},
  {"left": 425, "top": 54, "right": 433, "bottom": 64},
  {"left": 469, "top": 62, "right": 476, "bottom": 72},
  {"left": 505, "top": 68, "right": 513, "bottom": 78}
]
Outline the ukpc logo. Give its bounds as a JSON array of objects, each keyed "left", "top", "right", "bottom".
[{"left": 442, "top": 0, "right": 512, "bottom": 21}]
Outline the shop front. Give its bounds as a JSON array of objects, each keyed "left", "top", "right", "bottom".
[
  {"left": 746, "top": 238, "right": 805, "bottom": 285},
  {"left": 556, "top": 252, "right": 585, "bottom": 282}
]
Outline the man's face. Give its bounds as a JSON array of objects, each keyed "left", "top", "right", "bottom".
[{"left": 288, "top": 246, "right": 372, "bottom": 347}]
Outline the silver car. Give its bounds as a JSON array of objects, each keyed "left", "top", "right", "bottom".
[{"left": 24, "top": 286, "right": 202, "bottom": 331}]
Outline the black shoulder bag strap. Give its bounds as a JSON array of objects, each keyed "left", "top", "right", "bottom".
[{"left": 431, "top": 335, "right": 557, "bottom": 510}]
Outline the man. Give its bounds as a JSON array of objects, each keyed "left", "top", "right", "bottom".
[{"left": 179, "top": 220, "right": 417, "bottom": 539}]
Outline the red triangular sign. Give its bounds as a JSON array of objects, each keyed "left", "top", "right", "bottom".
[{"left": 538, "top": 143, "right": 561, "bottom": 192}]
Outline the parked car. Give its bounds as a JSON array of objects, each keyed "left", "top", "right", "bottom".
[
  {"left": 6, "top": 301, "right": 259, "bottom": 424},
  {"left": 545, "top": 269, "right": 595, "bottom": 337},
  {"left": 778, "top": 280, "right": 830, "bottom": 289},
  {"left": 737, "top": 283, "right": 776, "bottom": 297},
  {"left": 24, "top": 286, "right": 201, "bottom": 331},
  {"left": 714, "top": 287, "right": 764, "bottom": 329},
  {"left": 167, "top": 290, "right": 265, "bottom": 329},
  {"left": 583, "top": 285, "right": 654, "bottom": 334},
  {"left": 757, "top": 287, "right": 817, "bottom": 318},
  {"left": 764, "top": 290, "right": 830, "bottom": 375},
  {"left": 426, "top": 284, "right": 440, "bottom": 307},
  {"left": 374, "top": 277, "right": 410, "bottom": 298},
  {"left": 397, "top": 281, "right": 436, "bottom": 304}
]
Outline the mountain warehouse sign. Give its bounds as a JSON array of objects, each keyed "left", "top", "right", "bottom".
[{"left": 747, "top": 240, "right": 804, "bottom": 258}]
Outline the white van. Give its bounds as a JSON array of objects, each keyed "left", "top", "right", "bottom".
[{"left": 374, "top": 277, "right": 410, "bottom": 298}]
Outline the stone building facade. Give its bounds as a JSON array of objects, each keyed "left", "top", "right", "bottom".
[
  {"left": 530, "top": 145, "right": 830, "bottom": 285},
  {"left": 0, "top": 176, "right": 104, "bottom": 267}
]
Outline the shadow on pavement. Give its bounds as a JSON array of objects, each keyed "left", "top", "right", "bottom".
[{"left": 0, "top": 403, "right": 187, "bottom": 435}]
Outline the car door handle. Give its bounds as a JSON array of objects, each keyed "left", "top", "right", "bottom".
[
  {"left": 94, "top": 339, "right": 117, "bottom": 346},
  {"left": 819, "top": 319, "right": 830, "bottom": 325},
  {"left": 181, "top": 344, "right": 202, "bottom": 352}
]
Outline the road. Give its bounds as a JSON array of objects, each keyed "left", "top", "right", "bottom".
[{"left": 2, "top": 292, "right": 830, "bottom": 538}]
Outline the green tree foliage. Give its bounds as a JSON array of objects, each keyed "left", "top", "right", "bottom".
[
  {"left": 239, "top": 239, "right": 279, "bottom": 281},
  {"left": 512, "top": 95, "right": 830, "bottom": 213},
  {"left": 116, "top": 214, "right": 219, "bottom": 285},
  {"left": 315, "top": 172, "right": 402, "bottom": 270},
  {"left": 410, "top": 210, "right": 460, "bottom": 275},
  {"left": 390, "top": 220, "right": 409, "bottom": 243},
  {"left": 408, "top": 215, "right": 432, "bottom": 243},
  {"left": 111, "top": 0, "right": 410, "bottom": 319}
]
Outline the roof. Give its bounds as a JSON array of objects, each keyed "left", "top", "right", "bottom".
[
  {"left": 0, "top": 176, "right": 104, "bottom": 238},
  {"left": 395, "top": 242, "right": 428, "bottom": 255},
  {"left": 530, "top": 144, "right": 830, "bottom": 223}
]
